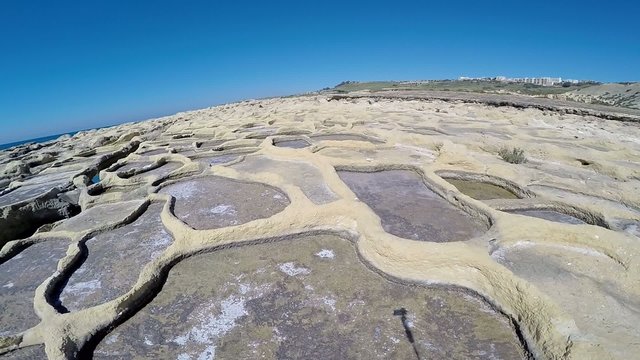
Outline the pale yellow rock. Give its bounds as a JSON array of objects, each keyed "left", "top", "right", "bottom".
[{"left": 0, "top": 93, "right": 638, "bottom": 359}]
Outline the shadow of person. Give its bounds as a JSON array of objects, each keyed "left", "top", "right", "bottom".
[{"left": 394, "top": 307, "right": 421, "bottom": 360}]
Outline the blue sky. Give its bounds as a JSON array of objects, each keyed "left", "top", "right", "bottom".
[{"left": 1, "top": 0, "right": 638, "bottom": 144}]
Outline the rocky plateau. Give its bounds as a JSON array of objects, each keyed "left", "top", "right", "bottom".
[{"left": 1, "top": 91, "right": 639, "bottom": 359}]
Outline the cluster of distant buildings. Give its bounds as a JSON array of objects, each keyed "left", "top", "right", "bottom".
[{"left": 459, "top": 76, "right": 588, "bottom": 86}]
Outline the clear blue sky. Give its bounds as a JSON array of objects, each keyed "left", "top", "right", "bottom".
[{"left": 1, "top": 0, "right": 638, "bottom": 144}]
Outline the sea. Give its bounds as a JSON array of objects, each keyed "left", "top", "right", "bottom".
[{"left": 0, "top": 131, "right": 79, "bottom": 151}]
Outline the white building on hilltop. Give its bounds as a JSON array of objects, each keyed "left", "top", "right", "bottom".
[{"left": 492, "top": 76, "right": 563, "bottom": 86}]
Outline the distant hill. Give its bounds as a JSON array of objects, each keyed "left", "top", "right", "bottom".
[
  {"left": 328, "top": 80, "right": 640, "bottom": 111},
  {"left": 561, "top": 83, "right": 640, "bottom": 110},
  {"left": 329, "top": 80, "right": 592, "bottom": 96}
]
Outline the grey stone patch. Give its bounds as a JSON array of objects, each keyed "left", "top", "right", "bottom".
[
  {"left": 195, "top": 154, "right": 240, "bottom": 167},
  {"left": 195, "top": 140, "right": 226, "bottom": 150},
  {"left": 609, "top": 218, "right": 640, "bottom": 238},
  {"left": 129, "top": 162, "right": 182, "bottom": 182},
  {"left": 94, "top": 235, "right": 525, "bottom": 359},
  {"left": 0, "top": 189, "right": 78, "bottom": 248},
  {"left": 506, "top": 209, "right": 586, "bottom": 225},
  {"left": 52, "top": 200, "right": 144, "bottom": 233},
  {"left": 19, "top": 167, "right": 80, "bottom": 188},
  {"left": 173, "top": 149, "right": 198, "bottom": 157},
  {"left": 159, "top": 176, "right": 289, "bottom": 230},
  {"left": 312, "top": 134, "right": 382, "bottom": 143},
  {"left": 114, "top": 161, "right": 154, "bottom": 174},
  {"left": 273, "top": 139, "right": 310, "bottom": 149},
  {"left": 236, "top": 126, "right": 277, "bottom": 138},
  {"left": 0, "top": 345, "right": 47, "bottom": 359},
  {"left": 59, "top": 203, "right": 173, "bottom": 311},
  {"left": 232, "top": 156, "right": 338, "bottom": 205},
  {"left": 318, "top": 146, "right": 436, "bottom": 166},
  {"left": 0, "top": 184, "right": 62, "bottom": 208},
  {"left": 0, "top": 240, "right": 68, "bottom": 336},
  {"left": 338, "top": 170, "right": 487, "bottom": 242},
  {"left": 138, "top": 149, "right": 168, "bottom": 156},
  {"left": 95, "top": 185, "right": 148, "bottom": 202}
]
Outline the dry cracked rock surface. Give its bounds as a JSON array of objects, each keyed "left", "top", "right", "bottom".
[{"left": 1, "top": 91, "right": 639, "bottom": 359}]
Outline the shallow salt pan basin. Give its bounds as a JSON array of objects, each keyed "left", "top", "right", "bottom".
[
  {"left": 0, "top": 184, "right": 57, "bottom": 207},
  {"left": 58, "top": 203, "right": 173, "bottom": 311},
  {"left": 94, "top": 235, "right": 526, "bottom": 359},
  {"left": 0, "top": 168, "right": 78, "bottom": 206},
  {"left": 0, "top": 240, "right": 68, "bottom": 336},
  {"left": 114, "top": 161, "right": 154, "bottom": 175},
  {"left": 159, "top": 176, "right": 290, "bottom": 230},
  {"left": 446, "top": 179, "right": 519, "bottom": 200},
  {"left": 52, "top": 200, "right": 144, "bottom": 233},
  {"left": 128, "top": 162, "right": 182, "bottom": 182},
  {"left": 505, "top": 209, "right": 585, "bottom": 225},
  {"left": 338, "top": 170, "right": 487, "bottom": 242},
  {"left": 273, "top": 139, "right": 310, "bottom": 149}
]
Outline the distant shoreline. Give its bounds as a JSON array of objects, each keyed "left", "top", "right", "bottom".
[{"left": 0, "top": 131, "right": 78, "bottom": 151}]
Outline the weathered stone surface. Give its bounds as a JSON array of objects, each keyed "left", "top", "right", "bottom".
[
  {"left": 2, "top": 161, "right": 30, "bottom": 176},
  {"left": 59, "top": 203, "right": 172, "bottom": 311},
  {"left": 236, "top": 125, "right": 277, "bottom": 138},
  {"left": 0, "top": 183, "right": 63, "bottom": 208},
  {"left": 195, "top": 140, "right": 226, "bottom": 150},
  {"left": 273, "top": 139, "right": 310, "bottom": 149},
  {"left": 493, "top": 243, "right": 640, "bottom": 358},
  {"left": 440, "top": 125, "right": 512, "bottom": 140},
  {"left": 159, "top": 177, "right": 289, "bottom": 229},
  {"left": 506, "top": 209, "right": 586, "bottom": 225},
  {"left": 610, "top": 218, "right": 640, "bottom": 238},
  {"left": 52, "top": 200, "right": 144, "bottom": 233},
  {"left": 18, "top": 165, "right": 83, "bottom": 188},
  {"left": 0, "top": 240, "right": 68, "bottom": 336},
  {"left": 195, "top": 154, "right": 240, "bottom": 166},
  {"left": 318, "top": 146, "right": 436, "bottom": 165},
  {"left": 528, "top": 184, "right": 640, "bottom": 228},
  {"left": 114, "top": 161, "right": 154, "bottom": 174},
  {"left": 95, "top": 235, "right": 525, "bottom": 359},
  {"left": 338, "top": 170, "right": 487, "bottom": 242},
  {"left": 232, "top": 156, "right": 338, "bottom": 204},
  {"left": 90, "top": 180, "right": 146, "bottom": 198},
  {"left": 312, "top": 134, "right": 380, "bottom": 143},
  {"left": 129, "top": 162, "right": 182, "bottom": 182},
  {"left": 1, "top": 92, "right": 639, "bottom": 359},
  {"left": 0, "top": 185, "right": 78, "bottom": 248},
  {"left": 139, "top": 148, "right": 169, "bottom": 156},
  {"left": 0, "top": 345, "right": 47, "bottom": 359}
]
